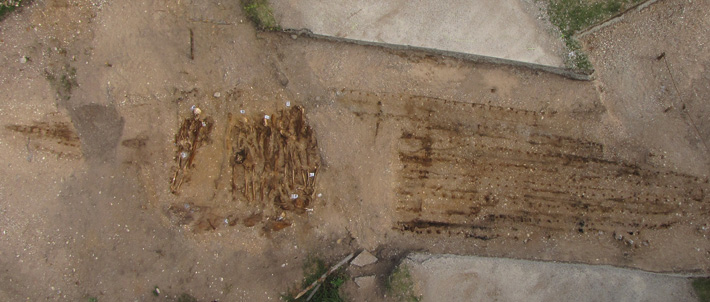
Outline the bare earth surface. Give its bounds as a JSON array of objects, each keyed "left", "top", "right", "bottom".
[
  {"left": 0, "top": 0, "right": 708, "bottom": 301},
  {"left": 271, "top": 0, "right": 567, "bottom": 67}
]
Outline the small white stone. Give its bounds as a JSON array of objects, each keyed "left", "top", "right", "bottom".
[
  {"left": 213, "top": 92, "right": 221, "bottom": 98},
  {"left": 19, "top": 56, "right": 28, "bottom": 64},
  {"left": 264, "top": 115, "right": 270, "bottom": 120}
]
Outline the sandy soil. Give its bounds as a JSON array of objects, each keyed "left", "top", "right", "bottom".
[{"left": 0, "top": 0, "right": 708, "bottom": 301}]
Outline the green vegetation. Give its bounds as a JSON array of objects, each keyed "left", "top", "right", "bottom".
[
  {"left": 546, "top": 0, "right": 636, "bottom": 36},
  {"left": 563, "top": 36, "right": 593, "bottom": 72},
  {"left": 45, "top": 64, "right": 78, "bottom": 101},
  {"left": 283, "top": 257, "right": 348, "bottom": 302},
  {"left": 0, "top": 0, "right": 22, "bottom": 21},
  {"left": 694, "top": 278, "right": 710, "bottom": 302},
  {"left": 241, "top": 0, "right": 279, "bottom": 31},
  {"left": 386, "top": 264, "right": 420, "bottom": 302},
  {"left": 542, "top": 0, "right": 642, "bottom": 71},
  {"left": 177, "top": 293, "right": 197, "bottom": 302},
  {"left": 87, "top": 297, "right": 98, "bottom": 302}
]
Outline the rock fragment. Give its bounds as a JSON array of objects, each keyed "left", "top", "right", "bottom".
[
  {"left": 351, "top": 250, "right": 378, "bottom": 267},
  {"left": 354, "top": 275, "right": 375, "bottom": 288}
]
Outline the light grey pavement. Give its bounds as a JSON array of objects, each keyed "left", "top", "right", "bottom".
[
  {"left": 404, "top": 254, "right": 698, "bottom": 302},
  {"left": 270, "top": 0, "right": 567, "bottom": 67}
]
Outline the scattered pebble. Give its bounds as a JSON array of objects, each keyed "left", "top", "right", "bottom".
[
  {"left": 213, "top": 92, "right": 221, "bottom": 98},
  {"left": 613, "top": 231, "right": 624, "bottom": 241}
]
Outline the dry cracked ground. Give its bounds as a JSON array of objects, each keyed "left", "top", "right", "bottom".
[{"left": 0, "top": 0, "right": 709, "bottom": 301}]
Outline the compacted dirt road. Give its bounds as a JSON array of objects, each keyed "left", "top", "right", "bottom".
[{"left": 0, "top": 0, "right": 708, "bottom": 301}]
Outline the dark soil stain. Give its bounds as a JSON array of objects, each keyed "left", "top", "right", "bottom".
[{"left": 69, "top": 104, "right": 125, "bottom": 162}]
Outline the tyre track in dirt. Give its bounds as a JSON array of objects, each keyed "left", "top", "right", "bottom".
[{"left": 335, "top": 89, "right": 709, "bottom": 254}]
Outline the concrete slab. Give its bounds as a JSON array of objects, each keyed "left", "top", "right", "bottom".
[
  {"left": 403, "top": 254, "right": 698, "bottom": 302},
  {"left": 271, "top": 0, "right": 566, "bottom": 67},
  {"left": 351, "top": 250, "right": 378, "bottom": 267}
]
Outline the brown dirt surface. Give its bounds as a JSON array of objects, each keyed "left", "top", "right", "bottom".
[{"left": 0, "top": 0, "right": 708, "bottom": 301}]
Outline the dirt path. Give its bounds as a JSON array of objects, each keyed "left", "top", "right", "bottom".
[{"left": 0, "top": 0, "right": 708, "bottom": 301}]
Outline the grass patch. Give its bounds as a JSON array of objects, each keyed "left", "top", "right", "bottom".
[
  {"left": 45, "top": 64, "right": 78, "bottom": 101},
  {"left": 542, "top": 0, "right": 642, "bottom": 71},
  {"left": 386, "top": 264, "right": 420, "bottom": 302},
  {"left": 241, "top": 0, "right": 279, "bottom": 31},
  {"left": 546, "top": 0, "right": 635, "bottom": 36},
  {"left": 563, "top": 35, "right": 593, "bottom": 71},
  {"left": 0, "top": 0, "right": 23, "bottom": 21},
  {"left": 694, "top": 278, "right": 710, "bottom": 302},
  {"left": 177, "top": 293, "right": 197, "bottom": 302},
  {"left": 283, "top": 257, "right": 348, "bottom": 302}
]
